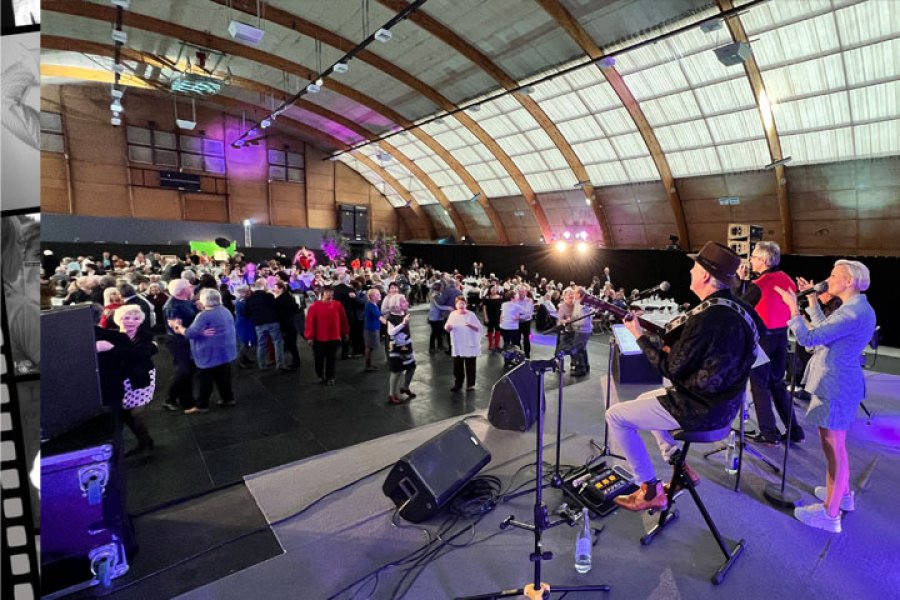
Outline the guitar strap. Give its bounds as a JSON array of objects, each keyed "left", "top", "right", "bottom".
[{"left": 665, "top": 297, "right": 768, "bottom": 367}]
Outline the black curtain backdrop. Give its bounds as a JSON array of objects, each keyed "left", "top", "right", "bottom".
[
  {"left": 401, "top": 243, "right": 897, "bottom": 348},
  {"left": 43, "top": 241, "right": 897, "bottom": 347}
]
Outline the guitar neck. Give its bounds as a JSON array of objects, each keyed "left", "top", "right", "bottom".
[{"left": 580, "top": 296, "right": 667, "bottom": 337}]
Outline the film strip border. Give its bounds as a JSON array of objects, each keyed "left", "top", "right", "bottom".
[{"left": 1, "top": 296, "right": 41, "bottom": 599}]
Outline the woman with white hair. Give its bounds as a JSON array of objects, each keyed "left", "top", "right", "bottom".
[
  {"left": 95, "top": 305, "right": 158, "bottom": 455},
  {"left": 169, "top": 288, "right": 238, "bottom": 413},
  {"left": 775, "top": 259, "right": 876, "bottom": 534}
]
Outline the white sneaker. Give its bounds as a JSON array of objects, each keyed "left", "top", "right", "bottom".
[
  {"left": 794, "top": 503, "right": 841, "bottom": 533},
  {"left": 814, "top": 486, "right": 855, "bottom": 512}
]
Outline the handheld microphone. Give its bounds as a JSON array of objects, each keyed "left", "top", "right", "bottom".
[
  {"left": 631, "top": 281, "right": 670, "bottom": 300},
  {"left": 796, "top": 281, "right": 828, "bottom": 298}
]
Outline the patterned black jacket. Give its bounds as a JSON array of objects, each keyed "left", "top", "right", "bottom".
[{"left": 637, "top": 289, "right": 760, "bottom": 431}]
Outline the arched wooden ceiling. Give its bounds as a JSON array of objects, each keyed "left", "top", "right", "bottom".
[
  {"left": 536, "top": 0, "right": 690, "bottom": 250},
  {"left": 41, "top": 35, "right": 452, "bottom": 241},
  {"left": 42, "top": 0, "right": 481, "bottom": 242},
  {"left": 40, "top": 0, "right": 900, "bottom": 253}
]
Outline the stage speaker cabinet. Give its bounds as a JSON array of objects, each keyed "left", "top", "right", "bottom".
[
  {"left": 339, "top": 205, "right": 356, "bottom": 237},
  {"left": 488, "top": 362, "right": 538, "bottom": 432},
  {"left": 611, "top": 324, "right": 662, "bottom": 385},
  {"left": 382, "top": 421, "right": 491, "bottom": 523},
  {"left": 353, "top": 207, "right": 369, "bottom": 241},
  {"left": 41, "top": 305, "right": 106, "bottom": 440}
]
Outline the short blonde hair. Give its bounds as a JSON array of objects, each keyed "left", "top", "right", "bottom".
[
  {"left": 112, "top": 304, "right": 145, "bottom": 327},
  {"left": 835, "top": 259, "right": 871, "bottom": 292}
]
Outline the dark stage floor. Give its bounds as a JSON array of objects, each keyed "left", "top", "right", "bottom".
[{"left": 63, "top": 306, "right": 900, "bottom": 599}]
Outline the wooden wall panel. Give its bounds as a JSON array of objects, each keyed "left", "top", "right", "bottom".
[
  {"left": 270, "top": 181, "right": 307, "bottom": 227},
  {"left": 41, "top": 84, "right": 416, "bottom": 237},
  {"left": 183, "top": 193, "right": 228, "bottom": 223},
  {"left": 790, "top": 190, "right": 857, "bottom": 221},
  {"left": 132, "top": 187, "right": 180, "bottom": 220},
  {"left": 858, "top": 220, "right": 900, "bottom": 254},
  {"left": 41, "top": 153, "right": 69, "bottom": 213},
  {"left": 491, "top": 195, "right": 542, "bottom": 245},
  {"left": 793, "top": 220, "right": 858, "bottom": 253}
]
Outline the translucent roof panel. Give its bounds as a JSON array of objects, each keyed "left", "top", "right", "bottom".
[
  {"left": 420, "top": 118, "right": 520, "bottom": 197},
  {"left": 744, "top": 0, "right": 900, "bottom": 163},
  {"left": 667, "top": 147, "right": 722, "bottom": 178},
  {"left": 339, "top": 154, "right": 408, "bottom": 208}
]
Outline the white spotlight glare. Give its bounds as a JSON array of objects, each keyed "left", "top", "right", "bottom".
[
  {"left": 374, "top": 28, "right": 392, "bottom": 43},
  {"left": 585, "top": 197, "right": 592, "bottom": 206},
  {"left": 576, "top": 241, "right": 588, "bottom": 253},
  {"left": 562, "top": 230, "right": 571, "bottom": 240},
  {"left": 579, "top": 230, "right": 587, "bottom": 240},
  {"left": 260, "top": 118, "right": 271, "bottom": 129},
  {"left": 555, "top": 241, "right": 568, "bottom": 254}
]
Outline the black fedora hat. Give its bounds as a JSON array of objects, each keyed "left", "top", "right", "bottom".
[{"left": 688, "top": 241, "right": 740, "bottom": 282}]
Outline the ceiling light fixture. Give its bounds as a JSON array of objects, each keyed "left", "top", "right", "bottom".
[
  {"left": 111, "top": 29, "right": 127, "bottom": 44},
  {"left": 228, "top": 21, "right": 265, "bottom": 46},
  {"left": 232, "top": 0, "right": 429, "bottom": 149}
]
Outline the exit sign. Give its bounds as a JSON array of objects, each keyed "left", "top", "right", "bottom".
[{"left": 718, "top": 196, "right": 740, "bottom": 205}]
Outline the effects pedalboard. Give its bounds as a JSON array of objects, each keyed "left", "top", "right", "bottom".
[{"left": 561, "top": 462, "right": 639, "bottom": 517}]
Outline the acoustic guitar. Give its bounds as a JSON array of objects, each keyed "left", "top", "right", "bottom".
[{"left": 580, "top": 295, "right": 687, "bottom": 345}]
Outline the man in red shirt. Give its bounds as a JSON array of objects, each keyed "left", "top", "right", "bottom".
[
  {"left": 738, "top": 241, "right": 804, "bottom": 445},
  {"left": 304, "top": 285, "right": 349, "bottom": 385}
]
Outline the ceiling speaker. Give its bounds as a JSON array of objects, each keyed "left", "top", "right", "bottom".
[{"left": 714, "top": 42, "right": 752, "bottom": 67}]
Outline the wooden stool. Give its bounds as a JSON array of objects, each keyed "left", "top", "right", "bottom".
[{"left": 640, "top": 425, "right": 746, "bottom": 584}]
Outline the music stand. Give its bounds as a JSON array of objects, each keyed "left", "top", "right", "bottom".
[{"left": 456, "top": 359, "right": 610, "bottom": 600}]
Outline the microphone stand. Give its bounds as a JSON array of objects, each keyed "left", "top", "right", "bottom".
[
  {"left": 457, "top": 359, "right": 610, "bottom": 600},
  {"left": 590, "top": 334, "right": 626, "bottom": 461},
  {"left": 764, "top": 331, "right": 802, "bottom": 507}
]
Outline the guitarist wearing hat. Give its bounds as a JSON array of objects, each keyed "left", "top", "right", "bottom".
[{"left": 605, "top": 241, "right": 763, "bottom": 511}]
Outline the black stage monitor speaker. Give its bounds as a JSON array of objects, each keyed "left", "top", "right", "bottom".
[
  {"left": 383, "top": 421, "right": 491, "bottom": 523},
  {"left": 40, "top": 305, "right": 105, "bottom": 440},
  {"left": 488, "top": 362, "right": 538, "bottom": 432}
]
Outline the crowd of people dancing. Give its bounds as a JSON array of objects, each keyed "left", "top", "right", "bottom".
[{"left": 43, "top": 240, "right": 876, "bottom": 534}]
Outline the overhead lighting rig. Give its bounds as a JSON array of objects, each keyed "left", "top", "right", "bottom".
[{"left": 231, "top": 0, "right": 429, "bottom": 149}]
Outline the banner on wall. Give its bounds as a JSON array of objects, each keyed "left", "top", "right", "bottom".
[{"left": 190, "top": 239, "right": 237, "bottom": 261}]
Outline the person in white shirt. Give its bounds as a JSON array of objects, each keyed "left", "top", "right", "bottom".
[
  {"left": 515, "top": 285, "right": 535, "bottom": 359},
  {"left": 445, "top": 296, "right": 483, "bottom": 391},
  {"left": 499, "top": 290, "right": 523, "bottom": 368}
]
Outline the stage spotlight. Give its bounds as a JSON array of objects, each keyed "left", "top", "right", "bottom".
[
  {"left": 562, "top": 231, "right": 571, "bottom": 240},
  {"left": 576, "top": 241, "right": 588, "bottom": 253},
  {"left": 555, "top": 241, "right": 568, "bottom": 253}
]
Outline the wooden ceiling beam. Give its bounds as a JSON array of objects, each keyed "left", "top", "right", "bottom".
[
  {"left": 718, "top": 0, "right": 792, "bottom": 252},
  {"left": 217, "top": 0, "right": 513, "bottom": 243},
  {"left": 537, "top": 0, "right": 691, "bottom": 250},
  {"left": 38, "top": 56, "right": 434, "bottom": 237},
  {"left": 379, "top": 0, "right": 598, "bottom": 245}
]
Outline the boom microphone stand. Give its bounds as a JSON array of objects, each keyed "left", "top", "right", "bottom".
[{"left": 457, "top": 359, "right": 610, "bottom": 600}]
